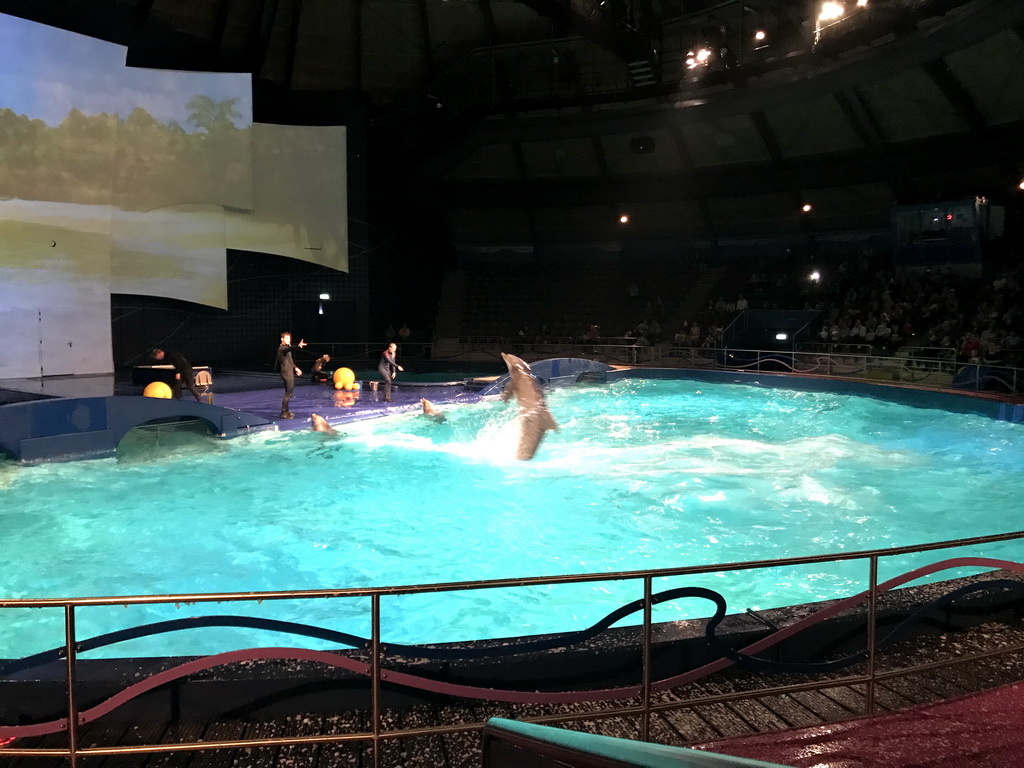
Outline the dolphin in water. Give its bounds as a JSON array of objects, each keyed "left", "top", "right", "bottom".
[
  {"left": 310, "top": 413, "right": 338, "bottom": 435},
  {"left": 421, "top": 398, "right": 447, "bottom": 422},
  {"left": 500, "top": 352, "right": 558, "bottom": 460}
]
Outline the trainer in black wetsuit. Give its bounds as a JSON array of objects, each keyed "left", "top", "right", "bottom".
[
  {"left": 310, "top": 353, "right": 331, "bottom": 383},
  {"left": 377, "top": 342, "right": 403, "bottom": 402},
  {"left": 276, "top": 331, "right": 306, "bottom": 418},
  {"left": 151, "top": 348, "right": 200, "bottom": 401}
]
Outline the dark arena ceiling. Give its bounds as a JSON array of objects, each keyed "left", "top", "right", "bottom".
[{"left": 2, "top": 0, "right": 1023, "bottom": 245}]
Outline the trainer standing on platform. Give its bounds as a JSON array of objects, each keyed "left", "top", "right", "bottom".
[
  {"left": 378, "top": 342, "right": 403, "bottom": 402},
  {"left": 150, "top": 348, "right": 201, "bottom": 402},
  {"left": 276, "top": 331, "right": 306, "bottom": 418}
]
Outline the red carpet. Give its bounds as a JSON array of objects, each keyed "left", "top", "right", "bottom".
[{"left": 695, "top": 682, "right": 1024, "bottom": 767}]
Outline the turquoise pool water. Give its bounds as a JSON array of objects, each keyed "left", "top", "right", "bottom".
[{"left": 1, "top": 377, "right": 1022, "bottom": 658}]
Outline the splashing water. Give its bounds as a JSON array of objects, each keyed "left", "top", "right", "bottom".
[{"left": 1, "top": 377, "right": 1022, "bottom": 657}]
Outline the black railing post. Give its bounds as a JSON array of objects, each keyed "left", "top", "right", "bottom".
[
  {"left": 866, "top": 555, "right": 879, "bottom": 715},
  {"left": 64, "top": 605, "right": 79, "bottom": 768},
  {"left": 642, "top": 576, "right": 653, "bottom": 742},
  {"left": 371, "top": 594, "right": 381, "bottom": 768}
]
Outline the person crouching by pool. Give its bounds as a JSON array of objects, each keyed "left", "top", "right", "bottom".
[
  {"left": 378, "top": 342, "right": 403, "bottom": 402},
  {"left": 276, "top": 331, "right": 306, "bottom": 419},
  {"left": 150, "top": 348, "right": 201, "bottom": 402},
  {"left": 310, "top": 353, "right": 331, "bottom": 383}
]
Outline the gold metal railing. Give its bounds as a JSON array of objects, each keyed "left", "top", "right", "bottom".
[{"left": 2, "top": 529, "right": 1024, "bottom": 765}]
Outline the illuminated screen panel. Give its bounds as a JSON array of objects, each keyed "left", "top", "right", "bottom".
[
  {"left": 0, "top": 16, "right": 119, "bottom": 378},
  {"left": 226, "top": 124, "right": 348, "bottom": 273},
  {"left": 109, "top": 67, "right": 252, "bottom": 307},
  {"left": 0, "top": 12, "right": 348, "bottom": 378}
]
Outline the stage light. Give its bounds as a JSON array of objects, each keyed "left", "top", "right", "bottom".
[
  {"left": 754, "top": 29, "right": 766, "bottom": 41},
  {"left": 776, "top": 332, "right": 788, "bottom": 341},
  {"left": 685, "top": 47, "right": 713, "bottom": 69},
  {"left": 809, "top": 271, "right": 821, "bottom": 282},
  {"left": 856, "top": 0, "right": 868, "bottom": 5},
  {"left": 1018, "top": 179, "right": 1024, "bottom": 190},
  {"left": 318, "top": 302, "right": 324, "bottom": 316},
  {"left": 802, "top": 203, "right": 813, "bottom": 213},
  {"left": 319, "top": 292, "right": 331, "bottom": 300},
  {"left": 819, "top": 2, "right": 845, "bottom": 21},
  {"left": 945, "top": 214, "right": 953, "bottom": 221},
  {"left": 619, "top": 214, "right": 630, "bottom": 224}
]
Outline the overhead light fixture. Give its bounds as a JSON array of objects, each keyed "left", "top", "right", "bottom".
[
  {"left": 319, "top": 292, "right": 331, "bottom": 300},
  {"left": 619, "top": 214, "right": 630, "bottom": 224},
  {"left": 819, "top": 1, "right": 845, "bottom": 21},
  {"left": 776, "top": 332, "right": 788, "bottom": 341},
  {"left": 809, "top": 271, "right": 821, "bottom": 282},
  {"left": 802, "top": 203, "right": 813, "bottom": 213},
  {"left": 1018, "top": 179, "right": 1024, "bottom": 190},
  {"left": 754, "top": 29, "right": 766, "bottom": 41}
]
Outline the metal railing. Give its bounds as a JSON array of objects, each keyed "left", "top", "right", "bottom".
[
  {"left": 440, "top": 338, "right": 1024, "bottom": 394},
  {"left": 2, "top": 530, "right": 1024, "bottom": 765}
]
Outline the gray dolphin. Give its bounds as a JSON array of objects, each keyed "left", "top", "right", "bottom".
[
  {"left": 421, "top": 398, "right": 447, "bottom": 422},
  {"left": 500, "top": 352, "right": 558, "bottom": 460},
  {"left": 310, "top": 413, "right": 338, "bottom": 435}
]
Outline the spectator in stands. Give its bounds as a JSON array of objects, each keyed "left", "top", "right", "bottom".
[
  {"left": 735, "top": 294, "right": 749, "bottom": 311},
  {"left": 384, "top": 324, "right": 397, "bottom": 342},
  {"left": 961, "top": 333, "right": 982, "bottom": 363},
  {"left": 398, "top": 323, "right": 411, "bottom": 343}
]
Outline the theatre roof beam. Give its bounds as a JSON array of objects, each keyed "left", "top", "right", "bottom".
[{"left": 921, "top": 58, "right": 987, "bottom": 133}]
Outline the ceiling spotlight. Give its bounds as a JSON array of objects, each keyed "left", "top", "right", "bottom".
[
  {"left": 819, "top": 1, "right": 845, "bottom": 21},
  {"left": 809, "top": 271, "right": 821, "bottom": 282},
  {"left": 1018, "top": 179, "right": 1024, "bottom": 190},
  {"left": 754, "top": 29, "right": 766, "bottom": 41},
  {"left": 775, "top": 332, "right": 788, "bottom": 341},
  {"left": 619, "top": 214, "right": 630, "bottom": 224},
  {"left": 856, "top": 0, "right": 868, "bottom": 5},
  {"left": 319, "top": 292, "right": 331, "bottom": 300},
  {"left": 802, "top": 203, "right": 813, "bottom": 213}
]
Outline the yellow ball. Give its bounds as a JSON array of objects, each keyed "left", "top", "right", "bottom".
[
  {"left": 334, "top": 381, "right": 345, "bottom": 390},
  {"left": 351, "top": 381, "right": 361, "bottom": 390},
  {"left": 333, "top": 367, "right": 355, "bottom": 386},
  {"left": 143, "top": 381, "right": 173, "bottom": 399},
  {"left": 343, "top": 382, "right": 353, "bottom": 390}
]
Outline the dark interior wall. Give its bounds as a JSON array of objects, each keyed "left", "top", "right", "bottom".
[{"left": 111, "top": 249, "right": 369, "bottom": 368}]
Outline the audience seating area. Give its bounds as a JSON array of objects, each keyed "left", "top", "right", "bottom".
[{"left": 440, "top": 246, "right": 1024, "bottom": 371}]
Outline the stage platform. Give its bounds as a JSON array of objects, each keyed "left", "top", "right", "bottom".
[{"left": 0, "top": 370, "right": 484, "bottom": 462}]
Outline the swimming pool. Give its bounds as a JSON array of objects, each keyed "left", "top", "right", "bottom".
[{"left": 1, "top": 374, "right": 1022, "bottom": 658}]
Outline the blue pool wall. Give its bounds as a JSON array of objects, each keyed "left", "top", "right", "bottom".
[
  {"left": 0, "top": 396, "right": 275, "bottom": 463},
  {"left": 608, "top": 368, "right": 1024, "bottom": 424}
]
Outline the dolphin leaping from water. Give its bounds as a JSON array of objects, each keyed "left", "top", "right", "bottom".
[{"left": 500, "top": 352, "right": 558, "bottom": 460}]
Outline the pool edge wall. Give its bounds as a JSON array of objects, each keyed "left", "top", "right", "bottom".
[{"left": 611, "top": 367, "right": 1024, "bottom": 423}]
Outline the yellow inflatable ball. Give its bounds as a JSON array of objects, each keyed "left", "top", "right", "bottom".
[
  {"left": 334, "top": 381, "right": 345, "bottom": 390},
  {"left": 351, "top": 381, "right": 361, "bottom": 391},
  {"left": 143, "top": 381, "right": 174, "bottom": 399},
  {"left": 333, "top": 367, "right": 355, "bottom": 387},
  {"left": 343, "top": 382, "right": 353, "bottom": 390}
]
